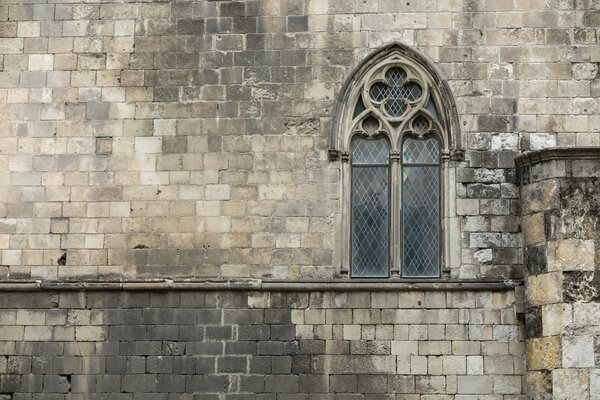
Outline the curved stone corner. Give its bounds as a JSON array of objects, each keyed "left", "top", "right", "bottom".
[{"left": 518, "top": 147, "right": 600, "bottom": 399}]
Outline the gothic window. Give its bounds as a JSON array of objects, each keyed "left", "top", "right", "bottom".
[{"left": 330, "top": 44, "right": 460, "bottom": 278}]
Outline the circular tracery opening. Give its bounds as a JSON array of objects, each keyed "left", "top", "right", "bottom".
[{"left": 369, "top": 67, "right": 423, "bottom": 118}]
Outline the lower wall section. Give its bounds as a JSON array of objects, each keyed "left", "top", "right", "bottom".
[{"left": 0, "top": 289, "right": 524, "bottom": 399}]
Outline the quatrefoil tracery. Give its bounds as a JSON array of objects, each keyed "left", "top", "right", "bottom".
[{"left": 368, "top": 66, "right": 423, "bottom": 119}]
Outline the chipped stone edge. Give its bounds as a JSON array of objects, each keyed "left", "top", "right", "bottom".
[{"left": 0, "top": 278, "right": 523, "bottom": 291}]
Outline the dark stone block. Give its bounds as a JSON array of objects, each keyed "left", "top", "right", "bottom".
[
  {"left": 298, "top": 375, "right": 328, "bottom": 393},
  {"left": 122, "top": 374, "right": 157, "bottom": 393},
  {"left": 466, "top": 183, "right": 501, "bottom": 198},
  {"left": 239, "top": 375, "right": 265, "bottom": 392},
  {"left": 197, "top": 309, "right": 222, "bottom": 325},
  {"left": 147, "top": 325, "right": 180, "bottom": 341},
  {"left": 249, "top": 356, "right": 272, "bottom": 374},
  {"left": 108, "top": 325, "right": 146, "bottom": 341},
  {"left": 467, "top": 151, "right": 499, "bottom": 168},
  {"left": 53, "top": 357, "right": 81, "bottom": 374},
  {"left": 205, "top": 326, "right": 233, "bottom": 341},
  {"left": 42, "top": 375, "right": 69, "bottom": 393},
  {"left": 127, "top": 356, "right": 146, "bottom": 374},
  {"left": 154, "top": 87, "right": 179, "bottom": 102},
  {"left": 524, "top": 245, "right": 547, "bottom": 275},
  {"left": 271, "top": 356, "right": 292, "bottom": 374},
  {"left": 157, "top": 374, "right": 185, "bottom": 393},
  {"left": 150, "top": 293, "right": 180, "bottom": 308},
  {"left": 265, "top": 375, "right": 298, "bottom": 393},
  {"left": 232, "top": 17, "right": 257, "bottom": 33},
  {"left": 525, "top": 306, "right": 542, "bottom": 339},
  {"left": 186, "top": 342, "right": 222, "bottom": 356},
  {"left": 291, "top": 355, "right": 311, "bottom": 374},
  {"left": 357, "top": 375, "right": 388, "bottom": 394},
  {"left": 330, "top": 375, "right": 358, "bottom": 393},
  {"left": 173, "top": 356, "right": 196, "bottom": 374},
  {"left": 96, "top": 374, "right": 121, "bottom": 393},
  {"left": 217, "top": 356, "right": 247, "bottom": 373},
  {"left": 134, "top": 341, "right": 163, "bottom": 356},
  {"left": 299, "top": 340, "right": 325, "bottom": 355},
  {"left": 287, "top": 16, "right": 308, "bottom": 32},
  {"left": 223, "top": 309, "right": 253, "bottom": 325},
  {"left": 31, "top": 357, "right": 53, "bottom": 374},
  {"left": 478, "top": 115, "right": 513, "bottom": 132},
  {"left": 264, "top": 309, "right": 291, "bottom": 324},
  {"left": 220, "top": 2, "right": 245, "bottom": 17},
  {"left": 143, "top": 308, "right": 173, "bottom": 325},
  {"left": 179, "top": 326, "right": 205, "bottom": 341},
  {"left": 186, "top": 375, "right": 229, "bottom": 393},
  {"left": 177, "top": 19, "right": 205, "bottom": 35},
  {"left": 205, "top": 18, "right": 233, "bottom": 34},
  {"left": 258, "top": 341, "right": 284, "bottom": 356},
  {"left": 105, "top": 356, "right": 126, "bottom": 374},
  {"left": 19, "top": 374, "right": 43, "bottom": 392},
  {"left": 147, "top": 356, "right": 174, "bottom": 374},
  {"left": 225, "top": 341, "right": 256, "bottom": 355},
  {"left": 271, "top": 325, "right": 295, "bottom": 340},
  {"left": 163, "top": 342, "right": 185, "bottom": 356},
  {"left": 196, "top": 357, "right": 216, "bottom": 374},
  {"left": 238, "top": 325, "right": 270, "bottom": 341},
  {"left": 246, "top": 34, "right": 266, "bottom": 50},
  {"left": 284, "top": 341, "right": 300, "bottom": 356}
]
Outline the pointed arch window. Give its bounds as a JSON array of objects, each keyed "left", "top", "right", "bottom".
[{"left": 331, "top": 44, "right": 460, "bottom": 278}]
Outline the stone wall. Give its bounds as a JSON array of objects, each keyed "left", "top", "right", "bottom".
[
  {"left": 0, "top": 288, "right": 524, "bottom": 399},
  {"left": 518, "top": 148, "right": 600, "bottom": 399},
  {"left": 1, "top": 0, "right": 598, "bottom": 281}
]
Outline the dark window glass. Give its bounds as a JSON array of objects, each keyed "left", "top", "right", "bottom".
[
  {"left": 401, "top": 136, "right": 441, "bottom": 277},
  {"left": 351, "top": 137, "right": 389, "bottom": 277}
]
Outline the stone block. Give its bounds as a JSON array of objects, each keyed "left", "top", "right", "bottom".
[
  {"left": 547, "top": 239, "right": 595, "bottom": 271},
  {"left": 526, "top": 272, "right": 563, "bottom": 306},
  {"left": 553, "top": 368, "right": 590, "bottom": 400},
  {"left": 522, "top": 213, "right": 545, "bottom": 246},
  {"left": 526, "top": 336, "right": 561, "bottom": 370},
  {"left": 541, "top": 303, "right": 572, "bottom": 337}
]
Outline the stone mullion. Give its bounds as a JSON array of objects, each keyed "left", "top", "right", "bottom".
[{"left": 390, "top": 150, "right": 401, "bottom": 276}]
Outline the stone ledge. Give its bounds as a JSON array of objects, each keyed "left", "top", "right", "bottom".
[
  {"left": 0, "top": 278, "right": 523, "bottom": 292},
  {"left": 515, "top": 147, "right": 600, "bottom": 169}
]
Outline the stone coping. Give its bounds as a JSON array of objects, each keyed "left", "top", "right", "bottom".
[
  {"left": 515, "top": 146, "right": 600, "bottom": 169},
  {"left": 0, "top": 278, "right": 523, "bottom": 291}
]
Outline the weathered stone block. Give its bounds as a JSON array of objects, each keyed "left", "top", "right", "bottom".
[
  {"left": 547, "top": 239, "right": 595, "bottom": 271},
  {"left": 526, "top": 272, "right": 563, "bottom": 306},
  {"left": 553, "top": 368, "right": 590, "bottom": 400},
  {"left": 527, "top": 336, "right": 561, "bottom": 370}
]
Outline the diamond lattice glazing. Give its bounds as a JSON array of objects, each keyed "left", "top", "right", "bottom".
[
  {"left": 352, "top": 137, "right": 389, "bottom": 165},
  {"left": 369, "top": 67, "right": 422, "bottom": 117},
  {"left": 402, "top": 137, "right": 440, "bottom": 164},
  {"left": 402, "top": 165, "right": 440, "bottom": 277},
  {"left": 352, "top": 166, "right": 389, "bottom": 277}
]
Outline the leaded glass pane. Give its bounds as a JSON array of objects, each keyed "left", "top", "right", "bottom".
[
  {"left": 402, "top": 165, "right": 440, "bottom": 277},
  {"left": 352, "top": 137, "right": 389, "bottom": 165},
  {"left": 402, "top": 137, "right": 440, "bottom": 164},
  {"left": 369, "top": 67, "right": 422, "bottom": 118},
  {"left": 352, "top": 166, "right": 389, "bottom": 277}
]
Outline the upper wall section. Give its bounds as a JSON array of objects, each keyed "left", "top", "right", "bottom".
[{"left": 0, "top": 0, "right": 598, "bottom": 281}]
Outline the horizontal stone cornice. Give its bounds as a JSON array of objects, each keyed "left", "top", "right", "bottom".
[
  {"left": 515, "top": 146, "right": 600, "bottom": 169},
  {"left": 0, "top": 278, "right": 523, "bottom": 292}
]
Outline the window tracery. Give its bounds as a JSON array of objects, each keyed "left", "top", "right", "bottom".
[{"left": 330, "top": 43, "right": 461, "bottom": 278}]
